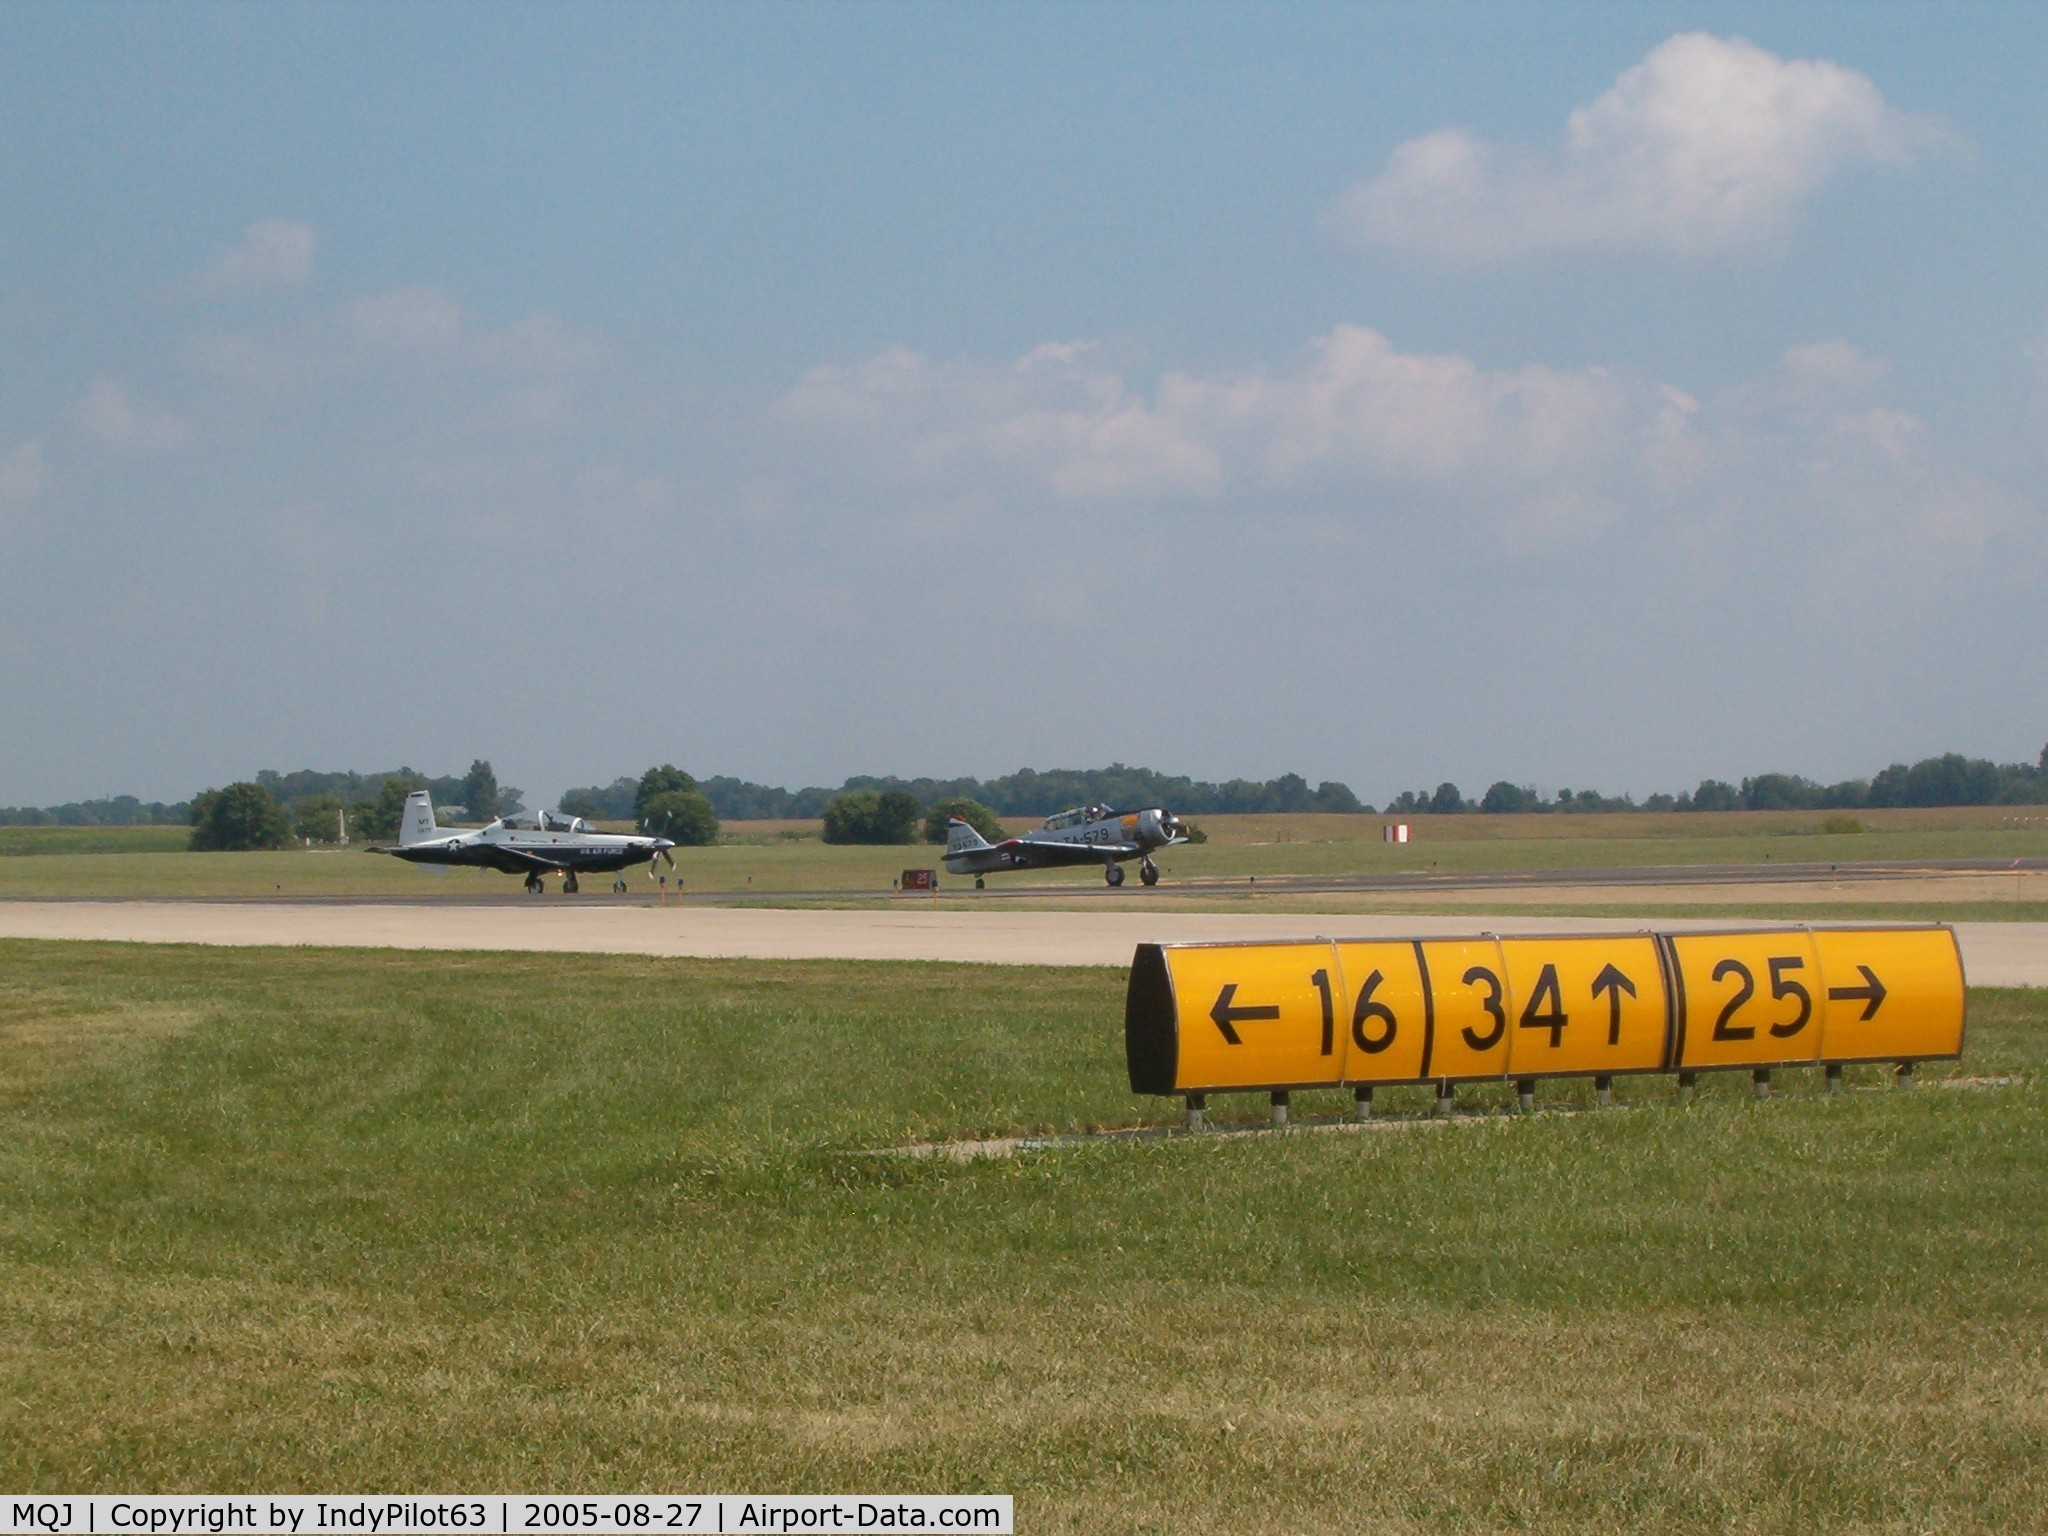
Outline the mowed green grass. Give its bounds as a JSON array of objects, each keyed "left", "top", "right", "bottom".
[
  {"left": 1, "top": 940, "right": 2044, "bottom": 1530},
  {"left": 0, "top": 825, "right": 189, "bottom": 857},
  {"left": 2, "top": 807, "right": 2046, "bottom": 901}
]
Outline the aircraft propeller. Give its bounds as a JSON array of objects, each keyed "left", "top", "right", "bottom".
[{"left": 647, "top": 809, "right": 679, "bottom": 880}]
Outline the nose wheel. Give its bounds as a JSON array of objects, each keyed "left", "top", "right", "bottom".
[
  {"left": 1105, "top": 863, "right": 1125, "bottom": 887},
  {"left": 1140, "top": 858, "right": 1159, "bottom": 886}
]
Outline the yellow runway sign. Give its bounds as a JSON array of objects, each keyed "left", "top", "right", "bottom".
[{"left": 1126, "top": 925, "right": 1965, "bottom": 1100}]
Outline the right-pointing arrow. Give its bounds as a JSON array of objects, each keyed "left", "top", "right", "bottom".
[
  {"left": 1827, "top": 965, "right": 1888, "bottom": 1021},
  {"left": 1208, "top": 983, "right": 1281, "bottom": 1045}
]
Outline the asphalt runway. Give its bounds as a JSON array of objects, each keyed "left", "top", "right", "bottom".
[{"left": 0, "top": 901, "right": 2042, "bottom": 985}]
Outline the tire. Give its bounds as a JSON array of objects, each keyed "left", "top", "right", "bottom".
[
  {"left": 1106, "top": 864, "right": 1125, "bottom": 887},
  {"left": 1140, "top": 862, "right": 1159, "bottom": 886}
]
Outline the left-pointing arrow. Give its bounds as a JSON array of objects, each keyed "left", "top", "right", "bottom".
[{"left": 1209, "top": 983, "right": 1281, "bottom": 1044}]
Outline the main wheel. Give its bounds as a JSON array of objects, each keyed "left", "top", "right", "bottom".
[
  {"left": 974, "top": 876, "right": 985, "bottom": 889},
  {"left": 563, "top": 873, "right": 579, "bottom": 894},
  {"left": 524, "top": 873, "right": 543, "bottom": 895},
  {"left": 613, "top": 876, "right": 628, "bottom": 893},
  {"left": 1140, "top": 860, "right": 1159, "bottom": 886},
  {"left": 1105, "top": 863, "right": 1125, "bottom": 887}
]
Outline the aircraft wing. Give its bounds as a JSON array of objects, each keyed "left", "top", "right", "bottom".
[
  {"left": 487, "top": 844, "right": 574, "bottom": 873},
  {"left": 1004, "top": 837, "right": 1143, "bottom": 867}
]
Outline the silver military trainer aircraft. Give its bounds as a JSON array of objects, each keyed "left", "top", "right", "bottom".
[
  {"left": 369, "top": 791, "right": 677, "bottom": 894},
  {"left": 943, "top": 804, "right": 1187, "bottom": 888}
]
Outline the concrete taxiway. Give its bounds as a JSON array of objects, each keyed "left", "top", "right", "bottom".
[{"left": 0, "top": 901, "right": 2041, "bottom": 985}]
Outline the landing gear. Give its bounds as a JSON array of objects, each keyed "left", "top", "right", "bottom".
[
  {"left": 613, "top": 876, "right": 628, "bottom": 893},
  {"left": 1105, "top": 863, "right": 1125, "bottom": 887},
  {"left": 974, "top": 876, "right": 985, "bottom": 889},
  {"left": 524, "top": 872, "right": 544, "bottom": 895},
  {"left": 1139, "top": 857, "right": 1159, "bottom": 887},
  {"left": 563, "top": 872, "right": 579, "bottom": 895}
]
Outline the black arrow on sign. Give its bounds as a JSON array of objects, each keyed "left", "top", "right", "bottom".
[
  {"left": 1827, "top": 965, "right": 1888, "bottom": 1020},
  {"left": 1590, "top": 963, "right": 1637, "bottom": 1045},
  {"left": 1209, "top": 983, "right": 1281, "bottom": 1045}
]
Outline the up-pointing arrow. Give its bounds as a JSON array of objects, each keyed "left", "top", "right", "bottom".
[
  {"left": 1827, "top": 965, "right": 1888, "bottom": 1020},
  {"left": 1590, "top": 963, "right": 1637, "bottom": 1045},
  {"left": 1209, "top": 983, "right": 1281, "bottom": 1045}
]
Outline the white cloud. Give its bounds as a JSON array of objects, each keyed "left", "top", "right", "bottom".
[
  {"left": 778, "top": 342, "right": 1223, "bottom": 500},
  {"left": 352, "top": 287, "right": 465, "bottom": 351},
  {"left": 77, "top": 380, "right": 188, "bottom": 451},
  {"left": 0, "top": 441, "right": 46, "bottom": 501},
  {"left": 199, "top": 219, "right": 316, "bottom": 291},
  {"left": 1331, "top": 33, "right": 1949, "bottom": 258},
  {"left": 773, "top": 322, "right": 2039, "bottom": 567},
  {"left": 192, "top": 290, "right": 607, "bottom": 400},
  {"left": 1782, "top": 339, "right": 1889, "bottom": 396},
  {"left": 779, "top": 325, "right": 1651, "bottom": 540}
]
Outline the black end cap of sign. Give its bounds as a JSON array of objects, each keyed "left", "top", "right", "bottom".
[{"left": 1125, "top": 943, "right": 1179, "bottom": 1095}]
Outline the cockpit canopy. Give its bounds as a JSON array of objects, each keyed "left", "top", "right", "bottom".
[
  {"left": 498, "top": 811, "right": 595, "bottom": 835},
  {"left": 1041, "top": 804, "right": 1114, "bottom": 830}
]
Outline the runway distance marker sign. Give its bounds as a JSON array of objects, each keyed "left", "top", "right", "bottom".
[{"left": 1126, "top": 925, "right": 1964, "bottom": 1101}]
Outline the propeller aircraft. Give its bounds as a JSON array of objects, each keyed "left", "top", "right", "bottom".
[
  {"left": 369, "top": 791, "right": 677, "bottom": 894},
  {"left": 942, "top": 804, "right": 1187, "bottom": 888}
]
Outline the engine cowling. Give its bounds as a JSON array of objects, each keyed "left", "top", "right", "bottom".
[{"left": 1138, "top": 808, "right": 1183, "bottom": 844}]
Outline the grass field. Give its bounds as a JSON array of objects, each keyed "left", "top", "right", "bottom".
[
  {"left": 0, "top": 825, "right": 189, "bottom": 857},
  {"left": 1, "top": 808, "right": 2045, "bottom": 905},
  {"left": 1, "top": 939, "right": 2043, "bottom": 1528}
]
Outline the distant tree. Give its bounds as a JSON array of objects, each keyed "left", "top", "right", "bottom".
[
  {"left": 459, "top": 760, "right": 501, "bottom": 822},
  {"left": 1643, "top": 792, "right": 1678, "bottom": 812},
  {"left": 1742, "top": 773, "right": 1823, "bottom": 811},
  {"left": 1818, "top": 780, "right": 1869, "bottom": 810},
  {"left": 1480, "top": 781, "right": 1539, "bottom": 814},
  {"left": 923, "top": 796, "right": 1002, "bottom": 843},
  {"left": 639, "top": 787, "right": 719, "bottom": 846},
  {"left": 1314, "top": 781, "right": 1365, "bottom": 813},
  {"left": 1691, "top": 779, "right": 1740, "bottom": 812},
  {"left": 292, "top": 793, "right": 346, "bottom": 843},
  {"left": 636, "top": 765, "right": 697, "bottom": 823},
  {"left": 822, "top": 789, "right": 921, "bottom": 845},
  {"left": 1430, "top": 782, "right": 1467, "bottom": 815},
  {"left": 560, "top": 776, "right": 639, "bottom": 821},
  {"left": 351, "top": 775, "right": 423, "bottom": 841},
  {"left": 189, "top": 782, "right": 292, "bottom": 851}
]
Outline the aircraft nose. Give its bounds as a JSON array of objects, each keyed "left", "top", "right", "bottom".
[{"left": 653, "top": 837, "right": 676, "bottom": 852}]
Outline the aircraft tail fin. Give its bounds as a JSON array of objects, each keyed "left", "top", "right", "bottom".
[
  {"left": 946, "top": 817, "right": 992, "bottom": 854},
  {"left": 399, "top": 790, "right": 438, "bottom": 847}
]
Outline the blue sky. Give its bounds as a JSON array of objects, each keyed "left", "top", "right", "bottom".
[{"left": 3, "top": 2, "right": 2044, "bottom": 808}]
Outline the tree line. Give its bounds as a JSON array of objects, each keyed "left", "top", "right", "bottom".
[
  {"left": 183, "top": 761, "right": 523, "bottom": 852},
  {"left": 14, "top": 744, "right": 2047, "bottom": 851},
  {"left": 1391, "top": 746, "right": 2048, "bottom": 816},
  {"left": 562, "top": 765, "right": 1366, "bottom": 821},
  {"left": 0, "top": 794, "right": 191, "bottom": 827}
]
